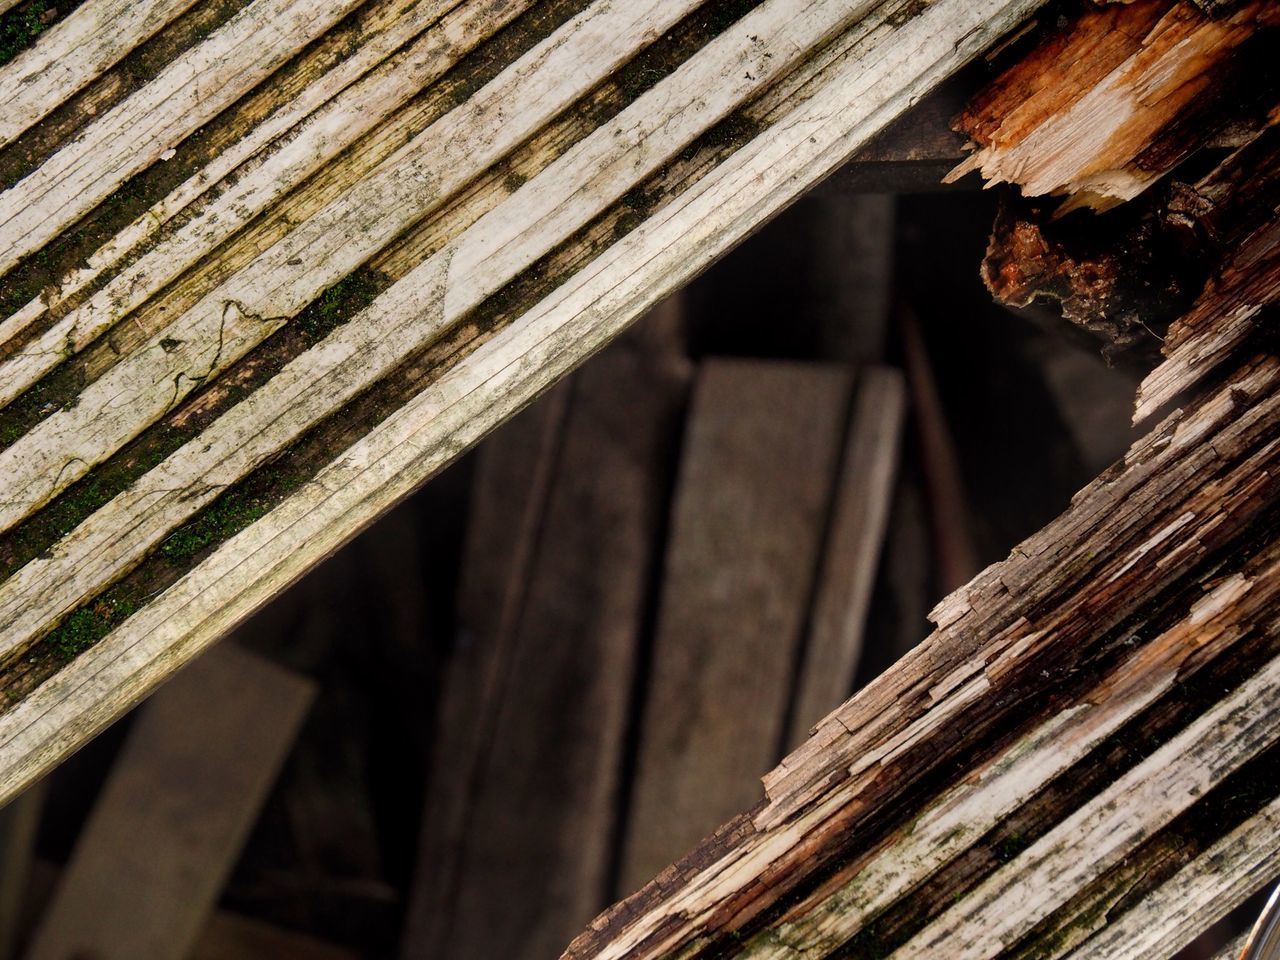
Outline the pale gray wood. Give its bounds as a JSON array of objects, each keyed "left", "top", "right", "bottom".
[{"left": 0, "top": 0, "right": 1049, "bottom": 812}]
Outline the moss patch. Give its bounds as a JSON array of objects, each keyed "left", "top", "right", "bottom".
[
  {"left": 0, "top": 0, "right": 72, "bottom": 67},
  {"left": 0, "top": 267, "right": 392, "bottom": 584}
]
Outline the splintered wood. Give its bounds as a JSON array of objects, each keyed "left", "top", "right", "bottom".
[
  {"left": 948, "top": 0, "right": 1280, "bottom": 213},
  {"left": 404, "top": 340, "right": 904, "bottom": 956},
  {"left": 566, "top": 3, "right": 1280, "bottom": 959},
  {"left": 970, "top": 0, "right": 1280, "bottom": 366},
  {"left": 0, "top": 0, "right": 1047, "bottom": 806},
  {"left": 569, "top": 356, "right": 1280, "bottom": 960}
]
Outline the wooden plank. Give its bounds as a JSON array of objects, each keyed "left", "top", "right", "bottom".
[
  {"left": 901, "top": 304, "right": 981, "bottom": 592},
  {"left": 810, "top": 196, "right": 895, "bottom": 361},
  {"left": 23, "top": 643, "right": 314, "bottom": 960},
  {"left": 787, "top": 366, "right": 905, "bottom": 747},
  {"left": 618, "top": 359, "right": 850, "bottom": 895},
  {"left": 21, "top": 860, "right": 358, "bottom": 960},
  {"left": 1059, "top": 793, "right": 1280, "bottom": 959},
  {"left": 0, "top": 0, "right": 202, "bottom": 148},
  {"left": 0, "top": 0, "right": 1048, "bottom": 808},
  {"left": 0, "top": 0, "right": 538, "bottom": 406},
  {"left": 894, "top": 643, "right": 1280, "bottom": 958},
  {"left": 0, "top": 0, "right": 369, "bottom": 274},
  {"left": 401, "top": 377, "right": 572, "bottom": 958},
  {"left": 820, "top": 79, "right": 968, "bottom": 193},
  {"left": 403, "top": 299, "right": 690, "bottom": 958}
]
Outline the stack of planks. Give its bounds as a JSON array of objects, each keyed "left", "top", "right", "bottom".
[
  {"left": 400, "top": 293, "right": 907, "bottom": 958},
  {"left": 0, "top": 0, "right": 1047, "bottom": 810},
  {"left": 567, "top": 2, "right": 1280, "bottom": 958}
]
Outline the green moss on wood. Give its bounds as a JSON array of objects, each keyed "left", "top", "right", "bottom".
[{"left": 0, "top": 0, "right": 54, "bottom": 67}]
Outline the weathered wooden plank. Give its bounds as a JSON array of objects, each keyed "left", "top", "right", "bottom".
[
  {"left": 402, "top": 373, "right": 573, "bottom": 957},
  {"left": 0, "top": 0, "right": 707, "bottom": 538},
  {"left": 787, "top": 366, "right": 904, "bottom": 747},
  {"left": 619, "top": 359, "right": 849, "bottom": 895},
  {"left": 0, "top": 0, "right": 369, "bottom": 274},
  {"left": 402, "top": 301, "right": 689, "bottom": 958},
  {"left": 22, "top": 859, "right": 358, "bottom": 960},
  {"left": 23, "top": 643, "right": 314, "bottom": 960},
  {"left": 1214, "top": 931, "right": 1251, "bottom": 960},
  {"left": 0, "top": 0, "right": 202, "bottom": 148},
  {"left": 1060, "top": 791, "right": 1280, "bottom": 959},
  {"left": 895, "top": 636, "right": 1280, "bottom": 958},
  {"left": 0, "top": 0, "right": 1047, "bottom": 820},
  {"left": 0, "top": 0, "right": 537, "bottom": 408}
]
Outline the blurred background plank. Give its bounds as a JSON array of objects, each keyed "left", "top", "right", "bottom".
[
  {"left": 618, "top": 359, "right": 850, "bottom": 894},
  {"left": 24, "top": 644, "right": 314, "bottom": 960}
]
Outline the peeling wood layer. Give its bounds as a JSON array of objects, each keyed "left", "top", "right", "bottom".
[
  {"left": 948, "top": 0, "right": 1280, "bottom": 213},
  {"left": 567, "top": 351, "right": 1280, "bottom": 958}
]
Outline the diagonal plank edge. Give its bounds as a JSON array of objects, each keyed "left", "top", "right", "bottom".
[{"left": 0, "top": 0, "right": 1048, "bottom": 805}]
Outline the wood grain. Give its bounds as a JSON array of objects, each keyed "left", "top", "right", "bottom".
[
  {"left": 0, "top": 0, "right": 1048, "bottom": 858},
  {"left": 787, "top": 366, "right": 905, "bottom": 747}
]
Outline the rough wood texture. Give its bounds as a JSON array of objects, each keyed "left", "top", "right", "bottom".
[
  {"left": 964, "top": 0, "right": 1280, "bottom": 366},
  {"left": 402, "top": 301, "right": 690, "bottom": 959},
  {"left": 980, "top": 197, "right": 1192, "bottom": 360},
  {"left": 561, "top": 2, "right": 1280, "bottom": 950},
  {"left": 1138, "top": 125, "right": 1280, "bottom": 420},
  {"left": 0, "top": 0, "right": 1047, "bottom": 803},
  {"left": 619, "top": 360, "right": 850, "bottom": 896},
  {"left": 948, "top": 0, "right": 1280, "bottom": 212},
  {"left": 0, "top": 0, "right": 202, "bottom": 148},
  {"left": 567, "top": 346, "right": 1280, "bottom": 959},
  {"left": 23, "top": 644, "right": 314, "bottom": 960}
]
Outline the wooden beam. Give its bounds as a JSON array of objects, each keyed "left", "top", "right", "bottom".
[
  {"left": 21, "top": 859, "right": 359, "bottom": 960},
  {"left": 23, "top": 644, "right": 313, "bottom": 960},
  {"left": 0, "top": 0, "right": 1047, "bottom": 805}
]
